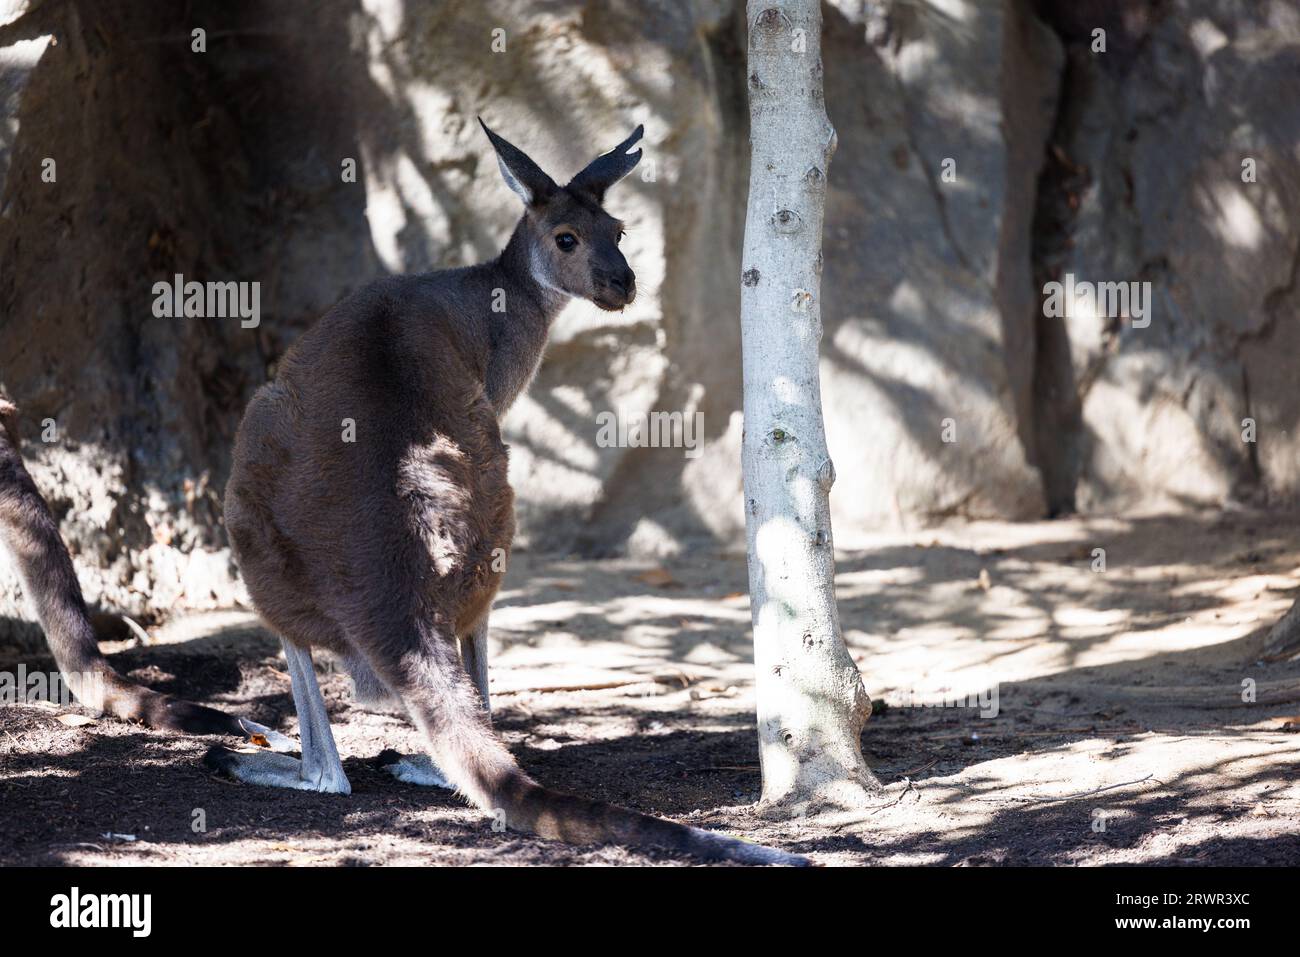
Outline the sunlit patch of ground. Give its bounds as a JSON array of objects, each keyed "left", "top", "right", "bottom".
[{"left": 2, "top": 511, "right": 1298, "bottom": 865}]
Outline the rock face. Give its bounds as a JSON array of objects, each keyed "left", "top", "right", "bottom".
[
  {"left": 1033, "top": 0, "right": 1300, "bottom": 513},
  {"left": 1, "top": 0, "right": 1297, "bottom": 638},
  {"left": 819, "top": 0, "right": 1056, "bottom": 533}
]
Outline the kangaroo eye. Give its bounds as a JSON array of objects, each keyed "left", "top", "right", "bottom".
[{"left": 555, "top": 233, "right": 577, "bottom": 252}]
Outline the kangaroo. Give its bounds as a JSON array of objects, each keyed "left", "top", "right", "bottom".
[
  {"left": 0, "top": 124, "right": 803, "bottom": 865},
  {"left": 0, "top": 396, "right": 290, "bottom": 748},
  {"left": 204, "top": 120, "right": 808, "bottom": 865}
]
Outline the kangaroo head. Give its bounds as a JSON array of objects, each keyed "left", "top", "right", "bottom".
[{"left": 479, "top": 118, "right": 642, "bottom": 311}]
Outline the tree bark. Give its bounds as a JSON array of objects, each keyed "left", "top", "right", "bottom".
[
  {"left": 1264, "top": 596, "right": 1300, "bottom": 661},
  {"left": 739, "top": 0, "right": 881, "bottom": 814}
]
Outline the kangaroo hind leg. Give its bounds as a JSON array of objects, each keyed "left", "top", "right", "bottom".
[
  {"left": 377, "top": 616, "right": 491, "bottom": 790},
  {"left": 459, "top": 615, "right": 490, "bottom": 716},
  {"left": 358, "top": 613, "right": 518, "bottom": 809},
  {"left": 205, "top": 637, "right": 351, "bottom": 794}
]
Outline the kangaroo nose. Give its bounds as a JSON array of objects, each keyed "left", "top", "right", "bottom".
[{"left": 612, "top": 270, "right": 636, "bottom": 299}]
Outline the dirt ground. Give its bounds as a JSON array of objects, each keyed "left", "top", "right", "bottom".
[{"left": 2, "top": 511, "right": 1300, "bottom": 866}]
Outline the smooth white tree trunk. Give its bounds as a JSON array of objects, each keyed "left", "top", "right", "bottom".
[{"left": 739, "top": 0, "right": 880, "bottom": 814}]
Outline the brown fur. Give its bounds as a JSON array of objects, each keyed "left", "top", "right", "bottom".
[{"left": 225, "top": 123, "right": 806, "bottom": 863}]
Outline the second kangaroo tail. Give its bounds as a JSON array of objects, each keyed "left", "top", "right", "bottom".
[{"left": 0, "top": 397, "right": 290, "bottom": 748}]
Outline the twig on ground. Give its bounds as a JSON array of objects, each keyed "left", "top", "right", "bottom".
[
  {"left": 897, "top": 757, "right": 939, "bottom": 777},
  {"left": 1026, "top": 774, "right": 1156, "bottom": 804},
  {"left": 925, "top": 725, "right": 1144, "bottom": 740},
  {"left": 495, "top": 674, "right": 689, "bottom": 696},
  {"left": 1022, "top": 679, "right": 1300, "bottom": 708},
  {"left": 865, "top": 778, "right": 921, "bottom": 816}
]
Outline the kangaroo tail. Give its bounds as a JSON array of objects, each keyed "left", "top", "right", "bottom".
[
  {"left": 396, "top": 639, "right": 811, "bottom": 866},
  {"left": 489, "top": 766, "right": 812, "bottom": 866},
  {"left": 0, "top": 397, "right": 290, "bottom": 748}
]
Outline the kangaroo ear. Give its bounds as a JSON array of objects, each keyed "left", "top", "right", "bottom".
[
  {"left": 568, "top": 125, "right": 644, "bottom": 202},
  {"left": 478, "top": 118, "right": 557, "bottom": 206}
]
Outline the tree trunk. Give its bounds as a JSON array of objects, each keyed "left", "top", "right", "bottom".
[
  {"left": 739, "top": 0, "right": 881, "bottom": 815},
  {"left": 1264, "top": 596, "right": 1300, "bottom": 661}
]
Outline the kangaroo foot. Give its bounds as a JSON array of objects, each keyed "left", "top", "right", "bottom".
[{"left": 376, "top": 750, "right": 453, "bottom": 789}]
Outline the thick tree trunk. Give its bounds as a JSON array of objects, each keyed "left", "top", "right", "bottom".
[
  {"left": 739, "top": 0, "right": 880, "bottom": 814},
  {"left": 1264, "top": 596, "right": 1300, "bottom": 661}
]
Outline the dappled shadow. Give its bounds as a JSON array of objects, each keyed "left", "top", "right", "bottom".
[
  {"left": 5, "top": 512, "right": 1298, "bottom": 864},
  {"left": 490, "top": 512, "right": 1300, "bottom": 696},
  {"left": 3, "top": 3, "right": 1300, "bottom": 866},
  {"left": 0, "top": 616, "right": 293, "bottom": 728},
  {"left": 787, "top": 747, "right": 1300, "bottom": 866}
]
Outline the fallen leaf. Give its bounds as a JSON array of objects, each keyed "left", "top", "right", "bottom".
[
  {"left": 57, "top": 714, "right": 97, "bottom": 728},
  {"left": 632, "top": 568, "right": 677, "bottom": 588}
]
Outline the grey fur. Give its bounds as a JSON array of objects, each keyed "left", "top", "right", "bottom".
[{"left": 220, "top": 121, "right": 806, "bottom": 863}]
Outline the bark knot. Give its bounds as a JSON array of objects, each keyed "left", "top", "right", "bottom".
[
  {"left": 816, "top": 457, "right": 835, "bottom": 489},
  {"left": 754, "top": 7, "right": 791, "bottom": 36},
  {"left": 772, "top": 208, "right": 804, "bottom": 234}
]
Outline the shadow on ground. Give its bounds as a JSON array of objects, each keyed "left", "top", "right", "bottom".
[{"left": 2, "top": 512, "right": 1299, "bottom": 865}]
